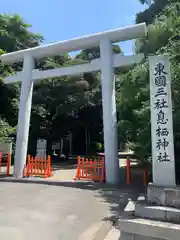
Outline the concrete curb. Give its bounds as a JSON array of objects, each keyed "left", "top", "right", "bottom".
[
  {"left": 78, "top": 219, "right": 114, "bottom": 240},
  {"left": 0, "top": 177, "right": 87, "bottom": 185},
  {"left": 92, "top": 219, "right": 114, "bottom": 240},
  {"left": 0, "top": 177, "right": 123, "bottom": 190}
]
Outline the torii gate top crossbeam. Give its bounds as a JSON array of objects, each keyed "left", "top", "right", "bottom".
[{"left": 0, "top": 23, "right": 147, "bottom": 64}]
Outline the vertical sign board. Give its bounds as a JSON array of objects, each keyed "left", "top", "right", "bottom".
[
  {"left": 0, "top": 141, "right": 12, "bottom": 154},
  {"left": 37, "top": 139, "right": 47, "bottom": 149},
  {"left": 36, "top": 139, "right": 47, "bottom": 159},
  {"left": 149, "top": 55, "right": 176, "bottom": 186}
]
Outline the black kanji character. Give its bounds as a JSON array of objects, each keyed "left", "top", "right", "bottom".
[
  {"left": 156, "top": 138, "right": 169, "bottom": 150},
  {"left": 156, "top": 126, "right": 169, "bottom": 137},
  {"left": 155, "top": 87, "right": 167, "bottom": 97},
  {"left": 155, "top": 76, "right": 167, "bottom": 87},
  {"left": 154, "top": 62, "right": 167, "bottom": 76},
  {"left": 157, "top": 110, "right": 168, "bottom": 124},
  {"left": 157, "top": 152, "right": 170, "bottom": 162},
  {"left": 154, "top": 98, "right": 168, "bottom": 110}
]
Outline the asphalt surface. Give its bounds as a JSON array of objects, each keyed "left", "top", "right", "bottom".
[
  {"left": 0, "top": 180, "right": 144, "bottom": 240},
  {"left": 0, "top": 181, "right": 111, "bottom": 240}
]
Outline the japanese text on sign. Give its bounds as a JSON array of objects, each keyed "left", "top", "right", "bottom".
[
  {"left": 153, "top": 62, "right": 170, "bottom": 162},
  {"left": 149, "top": 55, "right": 175, "bottom": 186}
]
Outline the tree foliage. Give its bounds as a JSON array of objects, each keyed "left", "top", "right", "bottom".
[
  {"left": 117, "top": 0, "right": 180, "bottom": 168},
  {"left": 0, "top": 13, "right": 104, "bottom": 155}
]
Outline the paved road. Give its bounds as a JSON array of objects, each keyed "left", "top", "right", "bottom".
[
  {"left": 0, "top": 180, "right": 144, "bottom": 240},
  {"left": 0, "top": 181, "right": 111, "bottom": 240}
]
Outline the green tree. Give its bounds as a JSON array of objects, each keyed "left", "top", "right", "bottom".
[
  {"left": 0, "top": 13, "right": 43, "bottom": 144},
  {"left": 0, "top": 13, "right": 43, "bottom": 52},
  {"left": 117, "top": 0, "right": 180, "bottom": 171}
]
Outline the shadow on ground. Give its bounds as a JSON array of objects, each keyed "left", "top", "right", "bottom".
[{"left": 51, "top": 158, "right": 77, "bottom": 171}]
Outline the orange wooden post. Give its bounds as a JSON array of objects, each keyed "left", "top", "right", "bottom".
[
  {"left": 74, "top": 156, "right": 80, "bottom": 180},
  {"left": 49, "top": 155, "right": 52, "bottom": 176},
  {"left": 95, "top": 158, "right": 97, "bottom": 180},
  {"left": 93, "top": 159, "right": 96, "bottom": 180},
  {"left": 36, "top": 157, "right": 39, "bottom": 176},
  {"left": 38, "top": 157, "right": 41, "bottom": 176},
  {"left": 6, "top": 152, "right": 11, "bottom": 176},
  {"left": 40, "top": 158, "right": 42, "bottom": 177},
  {"left": 97, "top": 158, "right": 100, "bottom": 180},
  {"left": 81, "top": 157, "right": 84, "bottom": 178},
  {"left": 32, "top": 156, "right": 34, "bottom": 175},
  {"left": 27, "top": 155, "right": 31, "bottom": 176},
  {"left": 38, "top": 158, "right": 40, "bottom": 176},
  {"left": 42, "top": 158, "right": 44, "bottom": 177},
  {"left": 102, "top": 157, "right": 106, "bottom": 182},
  {"left": 47, "top": 155, "right": 51, "bottom": 176},
  {"left": 45, "top": 158, "right": 47, "bottom": 177},
  {"left": 43, "top": 159, "right": 45, "bottom": 177},
  {"left": 89, "top": 158, "right": 93, "bottom": 177},
  {"left": 98, "top": 158, "right": 101, "bottom": 181},
  {"left": 33, "top": 157, "right": 35, "bottom": 175},
  {"left": 126, "top": 158, "right": 131, "bottom": 185},
  {"left": 32, "top": 157, "right": 35, "bottom": 176},
  {"left": 41, "top": 157, "right": 43, "bottom": 177},
  {"left": 100, "top": 158, "right": 103, "bottom": 181},
  {"left": 32, "top": 156, "right": 35, "bottom": 175},
  {"left": 91, "top": 158, "right": 94, "bottom": 180},
  {"left": 85, "top": 158, "right": 88, "bottom": 177},
  {"left": 77, "top": 156, "right": 81, "bottom": 179},
  {"left": 36, "top": 157, "right": 38, "bottom": 176},
  {"left": 143, "top": 168, "right": 148, "bottom": 186},
  {"left": 97, "top": 157, "right": 100, "bottom": 181},
  {"left": 31, "top": 157, "right": 34, "bottom": 176},
  {"left": 43, "top": 158, "right": 45, "bottom": 177}
]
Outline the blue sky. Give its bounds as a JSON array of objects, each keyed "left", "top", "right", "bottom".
[{"left": 1, "top": 0, "right": 147, "bottom": 55}]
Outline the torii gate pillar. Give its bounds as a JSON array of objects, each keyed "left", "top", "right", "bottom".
[
  {"left": 14, "top": 54, "right": 34, "bottom": 177},
  {"left": 100, "top": 39, "right": 119, "bottom": 183}
]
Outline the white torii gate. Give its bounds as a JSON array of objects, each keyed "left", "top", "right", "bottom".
[{"left": 0, "top": 23, "right": 147, "bottom": 184}]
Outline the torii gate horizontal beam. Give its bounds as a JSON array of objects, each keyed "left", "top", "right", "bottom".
[
  {"left": 3, "top": 53, "right": 144, "bottom": 84},
  {"left": 0, "top": 23, "right": 147, "bottom": 63}
]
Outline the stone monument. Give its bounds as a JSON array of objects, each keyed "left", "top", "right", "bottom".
[
  {"left": 118, "top": 56, "right": 180, "bottom": 240},
  {"left": 149, "top": 55, "right": 175, "bottom": 186},
  {"left": 0, "top": 140, "right": 12, "bottom": 154},
  {"left": 36, "top": 139, "right": 47, "bottom": 159}
]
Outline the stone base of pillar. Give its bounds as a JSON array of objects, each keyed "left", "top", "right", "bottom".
[
  {"left": 118, "top": 217, "right": 180, "bottom": 240},
  {"left": 147, "top": 183, "right": 180, "bottom": 208},
  {"left": 117, "top": 183, "right": 180, "bottom": 239}
]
